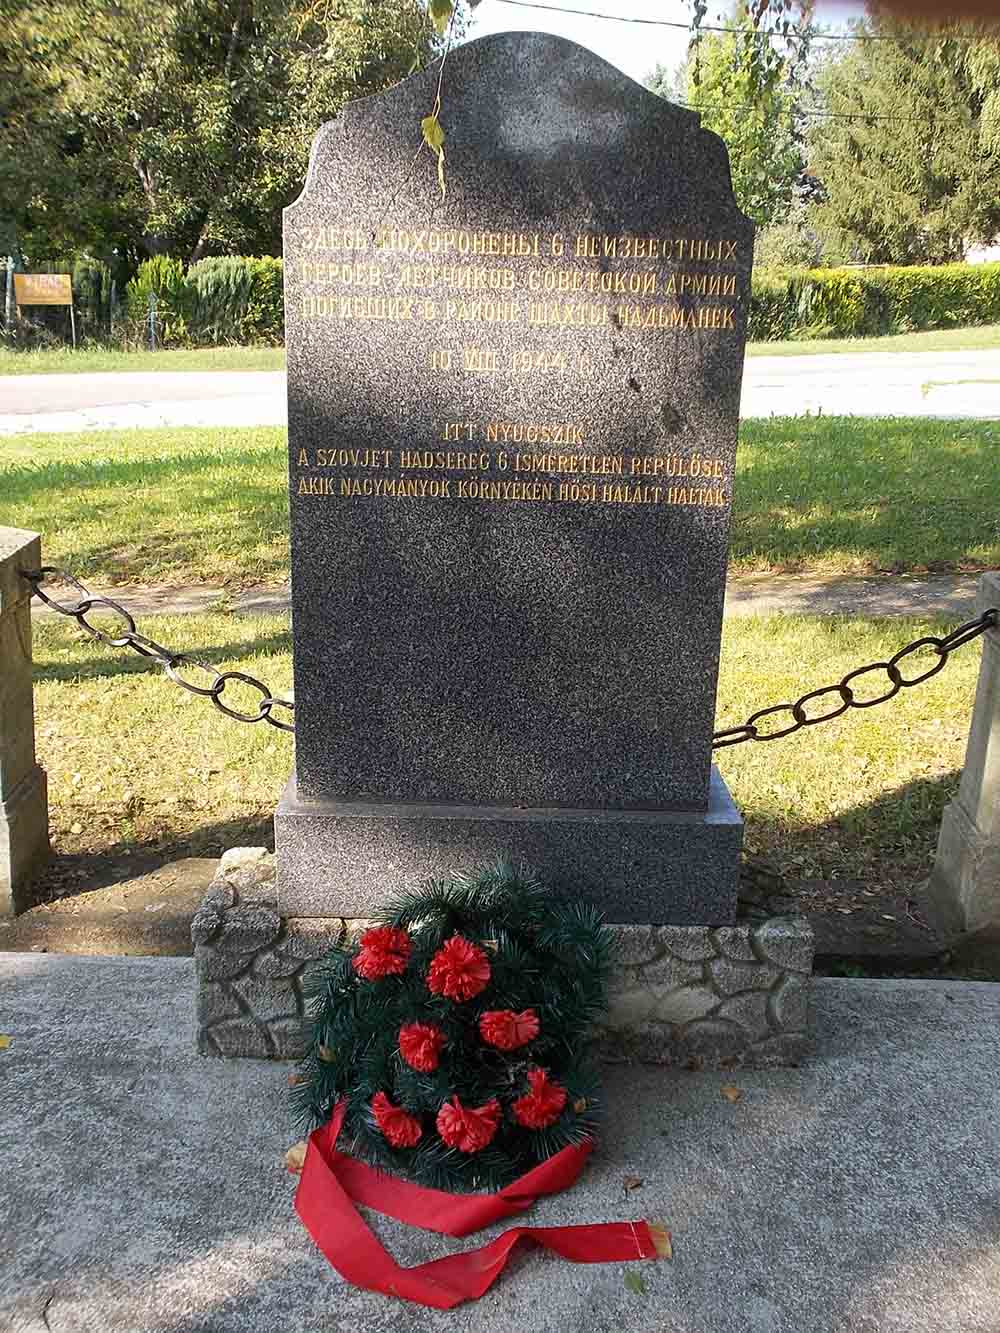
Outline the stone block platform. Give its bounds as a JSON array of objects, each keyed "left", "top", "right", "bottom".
[{"left": 193, "top": 849, "right": 813, "bottom": 1066}]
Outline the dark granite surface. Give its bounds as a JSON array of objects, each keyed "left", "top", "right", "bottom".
[
  {"left": 275, "top": 768, "right": 743, "bottom": 924},
  {"left": 284, "top": 31, "right": 753, "bottom": 814}
]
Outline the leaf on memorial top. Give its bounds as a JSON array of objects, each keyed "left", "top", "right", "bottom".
[
  {"left": 720, "top": 1084, "right": 742, "bottom": 1104},
  {"left": 648, "top": 1223, "right": 673, "bottom": 1260},
  {"left": 622, "top": 1174, "right": 644, "bottom": 1193},
  {"left": 624, "top": 1271, "right": 648, "bottom": 1296},
  {"left": 0, "top": 1035, "right": 11, "bottom": 1051},
  {"left": 429, "top": 0, "right": 454, "bottom": 35},
  {"left": 284, "top": 1141, "right": 308, "bottom": 1174},
  {"left": 421, "top": 112, "right": 446, "bottom": 198}
]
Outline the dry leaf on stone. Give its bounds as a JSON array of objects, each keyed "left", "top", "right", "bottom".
[
  {"left": 624, "top": 1271, "right": 647, "bottom": 1296},
  {"left": 720, "top": 1085, "right": 742, "bottom": 1104},
  {"left": 284, "top": 1142, "right": 308, "bottom": 1174},
  {"left": 648, "top": 1223, "right": 673, "bottom": 1260},
  {"left": 0, "top": 1035, "right": 11, "bottom": 1051},
  {"left": 622, "top": 1174, "right": 643, "bottom": 1194}
]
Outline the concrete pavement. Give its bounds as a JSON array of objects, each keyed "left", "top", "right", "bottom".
[
  {"left": 3, "top": 953, "right": 1000, "bottom": 1332},
  {"left": 2, "top": 348, "right": 1000, "bottom": 434}
]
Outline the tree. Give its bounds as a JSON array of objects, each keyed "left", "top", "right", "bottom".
[
  {"left": 3, "top": 0, "right": 435, "bottom": 265},
  {"left": 807, "top": 15, "right": 1000, "bottom": 263},
  {"left": 664, "top": 6, "right": 803, "bottom": 227}
]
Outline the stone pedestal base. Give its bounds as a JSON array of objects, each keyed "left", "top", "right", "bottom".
[
  {"left": 193, "top": 848, "right": 814, "bottom": 1066},
  {"left": 274, "top": 767, "right": 743, "bottom": 925},
  {"left": 1, "top": 766, "right": 49, "bottom": 917}
]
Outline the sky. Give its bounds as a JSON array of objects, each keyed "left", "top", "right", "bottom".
[{"left": 467, "top": 0, "right": 867, "bottom": 88}]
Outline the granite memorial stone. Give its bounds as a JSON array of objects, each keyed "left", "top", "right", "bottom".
[{"left": 275, "top": 31, "right": 754, "bottom": 923}]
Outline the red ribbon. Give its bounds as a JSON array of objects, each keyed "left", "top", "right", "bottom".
[{"left": 295, "top": 1103, "right": 659, "bottom": 1309}]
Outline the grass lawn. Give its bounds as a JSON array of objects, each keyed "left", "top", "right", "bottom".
[
  {"left": 4, "top": 417, "right": 998, "bottom": 584},
  {"left": 30, "top": 611, "right": 978, "bottom": 900},
  {"left": 2, "top": 324, "right": 999, "bottom": 374},
  {"left": 746, "top": 324, "right": 1000, "bottom": 357},
  {"left": 0, "top": 345, "right": 286, "bottom": 375}
]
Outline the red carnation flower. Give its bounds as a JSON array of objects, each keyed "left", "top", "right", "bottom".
[
  {"left": 398, "top": 1021, "right": 447, "bottom": 1073},
  {"left": 371, "top": 1091, "right": 422, "bottom": 1148},
  {"left": 479, "top": 1008, "right": 540, "bottom": 1052},
  {"left": 436, "top": 1095, "right": 501, "bottom": 1153},
  {"left": 511, "top": 1068, "right": 567, "bottom": 1130},
  {"left": 352, "top": 926, "right": 412, "bottom": 981},
  {"left": 427, "top": 934, "right": 491, "bottom": 1002}
]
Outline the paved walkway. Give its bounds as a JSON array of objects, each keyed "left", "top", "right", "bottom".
[
  {"left": 29, "top": 572, "right": 986, "bottom": 623},
  {"left": 2, "top": 348, "right": 1000, "bottom": 433},
  {"left": 3, "top": 954, "right": 999, "bottom": 1332}
]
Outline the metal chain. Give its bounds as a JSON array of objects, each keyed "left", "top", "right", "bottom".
[
  {"left": 20, "top": 567, "right": 295, "bottom": 733},
  {"left": 21, "top": 567, "right": 998, "bottom": 749},
  {"left": 712, "top": 607, "right": 998, "bottom": 749}
]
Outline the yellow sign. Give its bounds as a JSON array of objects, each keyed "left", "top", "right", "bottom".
[{"left": 13, "top": 273, "right": 73, "bottom": 306}]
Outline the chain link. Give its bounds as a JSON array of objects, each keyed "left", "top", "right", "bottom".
[
  {"left": 21, "top": 567, "right": 998, "bottom": 749},
  {"left": 712, "top": 608, "right": 998, "bottom": 749},
  {"left": 21, "top": 567, "right": 294, "bottom": 733}
]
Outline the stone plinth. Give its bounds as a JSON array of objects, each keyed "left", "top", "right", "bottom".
[
  {"left": 0, "top": 528, "right": 49, "bottom": 916},
  {"left": 274, "top": 768, "right": 742, "bottom": 924},
  {"left": 927, "top": 573, "right": 1000, "bottom": 934},
  {"left": 193, "top": 849, "right": 812, "bottom": 1067}
]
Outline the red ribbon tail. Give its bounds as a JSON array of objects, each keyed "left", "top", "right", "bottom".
[{"left": 295, "top": 1109, "right": 659, "bottom": 1310}]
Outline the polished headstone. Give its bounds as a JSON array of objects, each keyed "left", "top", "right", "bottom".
[{"left": 280, "top": 31, "right": 752, "bottom": 921}]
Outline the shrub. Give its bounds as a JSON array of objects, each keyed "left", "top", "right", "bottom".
[
  {"left": 125, "top": 256, "right": 191, "bottom": 345},
  {"left": 186, "top": 256, "right": 284, "bottom": 344},
  {"left": 749, "top": 262, "right": 1000, "bottom": 341}
]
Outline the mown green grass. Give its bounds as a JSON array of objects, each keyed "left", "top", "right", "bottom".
[
  {"left": 0, "top": 345, "right": 286, "bottom": 375},
  {"left": 2, "top": 322, "right": 999, "bottom": 374},
  {"left": 4, "top": 418, "right": 997, "bottom": 584},
  {"left": 31, "top": 611, "right": 978, "bottom": 895},
  {"left": 746, "top": 324, "right": 1000, "bottom": 357}
]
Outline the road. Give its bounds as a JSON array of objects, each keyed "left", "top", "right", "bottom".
[{"left": 1, "top": 348, "right": 999, "bottom": 434}]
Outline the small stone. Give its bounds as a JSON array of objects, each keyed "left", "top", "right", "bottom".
[
  {"left": 654, "top": 984, "right": 719, "bottom": 1025},
  {"left": 284, "top": 918, "right": 344, "bottom": 960},
  {"left": 610, "top": 925, "right": 664, "bottom": 968},
  {"left": 196, "top": 983, "right": 241, "bottom": 1027},
  {"left": 708, "top": 957, "right": 780, "bottom": 995},
  {"left": 216, "top": 906, "right": 282, "bottom": 956},
  {"left": 679, "top": 1019, "right": 749, "bottom": 1067},
  {"left": 606, "top": 987, "right": 658, "bottom": 1029},
  {"left": 711, "top": 926, "right": 758, "bottom": 962},
  {"left": 640, "top": 954, "right": 704, "bottom": 990},
  {"left": 657, "top": 927, "right": 716, "bottom": 963},
  {"left": 769, "top": 974, "right": 810, "bottom": 1031},
  {"left": 204, "top": 1019, "right": 272, "bottom": 1059},
  {"left": 753, "top": 917, "right": 814, "bottom": 972},
  {"left": 715, "top": 990, "right": 771, "bottom": 1043}
]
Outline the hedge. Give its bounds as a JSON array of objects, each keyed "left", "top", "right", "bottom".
[
  {"left": 747, "top": 262, "right": 1000, "bottom": 341},
  {"left": 123, "top": 256, "right": 1000, "bottom": 346}
]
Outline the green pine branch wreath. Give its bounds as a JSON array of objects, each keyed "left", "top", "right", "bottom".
[{"left": 291, "top": 860, "right": 616, "bottom": 1194}]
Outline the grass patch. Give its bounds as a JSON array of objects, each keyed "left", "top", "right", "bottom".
[
  {"left": 746, "top": 324, "right": 1000, "bottom": 357},
  {"left": 30, "top": 611, "right": 978, "bottom": 897},
  {"left": 4, "top": 418, "right": 998, "bottom": 585},
  {"left": 0, "top": 345, "right": 286, "bottom": 376}
]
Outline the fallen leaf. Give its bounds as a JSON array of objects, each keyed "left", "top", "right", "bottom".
[
  {"left": 70, "top": 822, "right": 82, "bottom": 835},
  {"left": 284, "top": 1141, "right": 308, "bottom": 1174},
  {"left": 573, "top": 1097, "right": 588, "bottom": 1114},
  {"left": 318, "top": 1044, "right": 336, "bottom": 1063},
  {"left": 720, "top": 1085, "right": 742, "bottom": 1104},
  {"left": 0, "top": 1035, "right": 11, "bottom": 1051},
  {"left": 624, "top": 1271, "right": 648, "bottom": 1295},
  {"left": 647, "top": 1223, "right": 673, "bottom": 1260},
  {"left": 622, "top": 1174, "right": 643, "bottom": 1193}
]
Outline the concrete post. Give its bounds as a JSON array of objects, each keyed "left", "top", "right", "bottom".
[
  {"left": 928, "top": 572, "right": 1000, "bottom": 934},
  {"left": 0, "top": 528, "right": 50, "bottom": 915}
]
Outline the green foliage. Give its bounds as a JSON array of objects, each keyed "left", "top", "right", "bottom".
[
  {"left": 749, "top": 263, "right": 1000, "bottom": 341},
  {"left": 677, "top": 6, "right": 803, "bottom": 226},
  {"left": 808, "top": 18, "right": 1000, "bottom": 264},
  {"left": 125, "top": 256, "right": 190, "bottom": 344},
  {"left": 292, "top": 861, "right": 614, "bottom": 1194},
  {"left": 187, "top": 256, "right": 284, "bottom": 344}
]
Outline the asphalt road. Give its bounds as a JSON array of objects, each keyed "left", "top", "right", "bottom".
[{"left": 1, "top": 348, "right": 999, "bottom": 434}]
